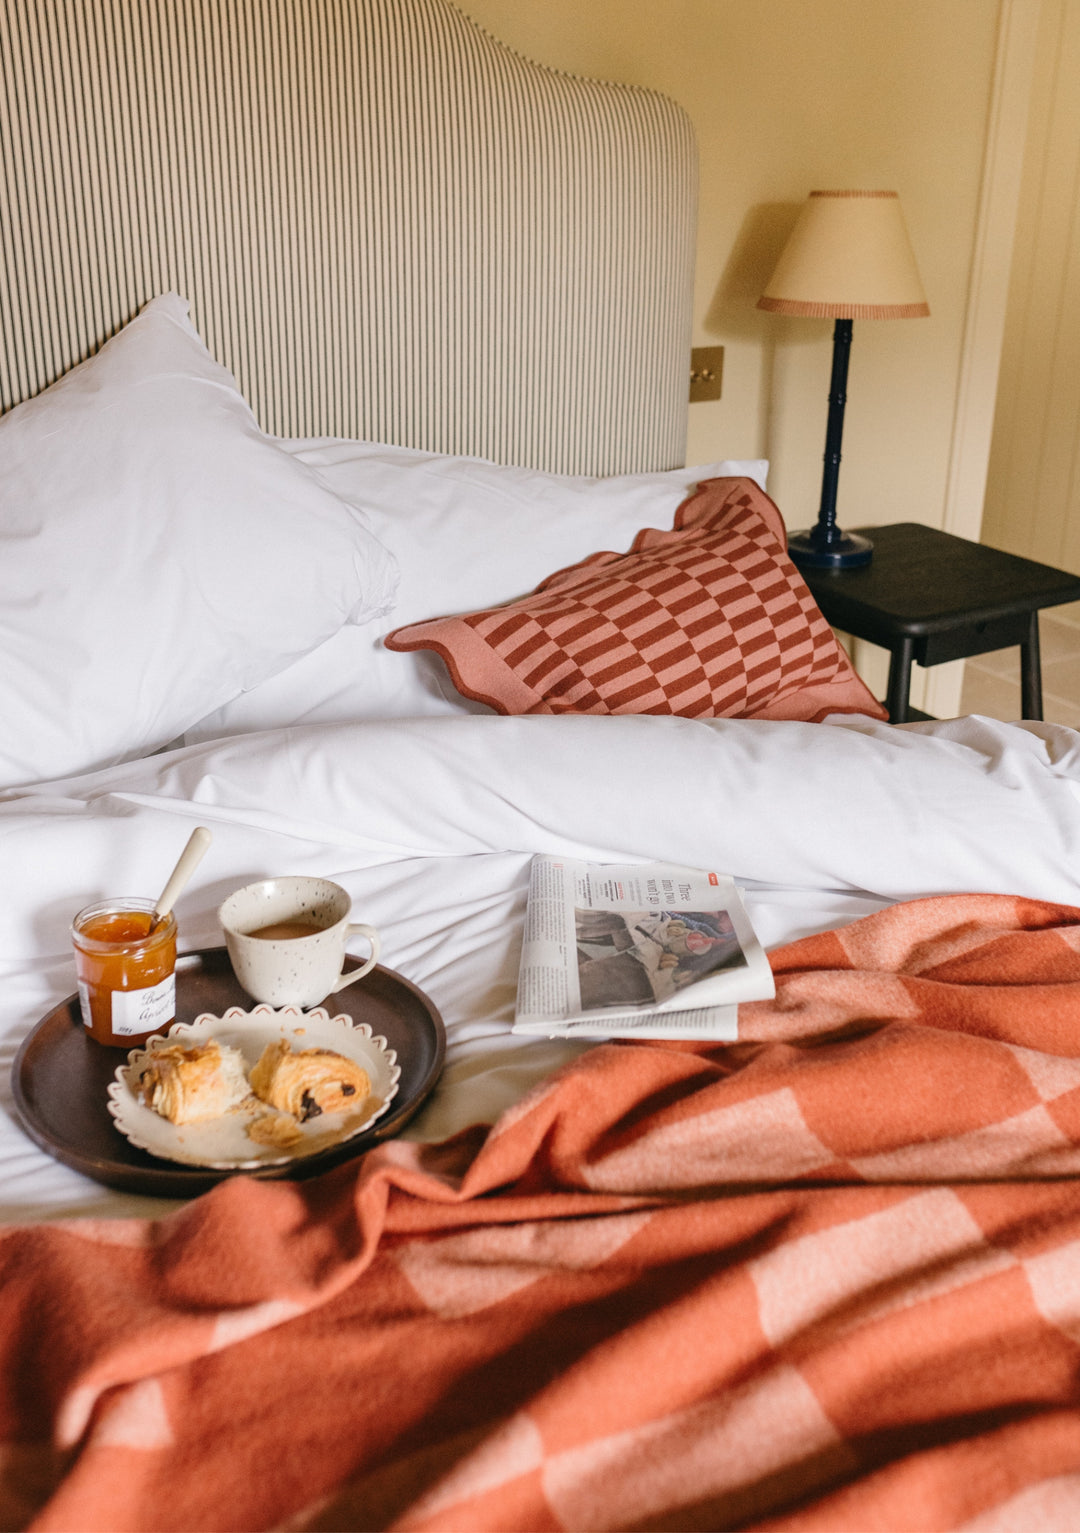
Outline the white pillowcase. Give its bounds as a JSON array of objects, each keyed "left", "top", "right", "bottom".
[
  {"left": 185, "top": 442, "right": 769, "bottom": 737},
  {"left": 0, "top": 294, "right": 397, "bottom": 790}
]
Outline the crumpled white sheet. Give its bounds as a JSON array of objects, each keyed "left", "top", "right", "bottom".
[{"left": 2, "top": 710, "right": 1079, "bottom": 1222}]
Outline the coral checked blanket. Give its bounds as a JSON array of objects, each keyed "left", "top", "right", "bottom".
[{"left": 7, "top": 892, "right": 1080, "bottom": 1532}]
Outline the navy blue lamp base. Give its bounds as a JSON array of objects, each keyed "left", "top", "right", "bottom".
[
  {"left": 789, "top": 316, "right": 875, "bottom": 572},
  {"left": 787, "top": 527, "right": 874, "bottom": 570}
]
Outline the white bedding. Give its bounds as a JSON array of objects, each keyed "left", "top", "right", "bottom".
[{"left": 3, "top": 709, "right": 1080, "bottom": 1225}]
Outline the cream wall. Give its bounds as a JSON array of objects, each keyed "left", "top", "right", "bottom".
[
  {"left": 460, "top": 0, "right": 998, "bottom": 526},
  {"left": 460, "top": 0, "right": 1016, "bottom": 708}
]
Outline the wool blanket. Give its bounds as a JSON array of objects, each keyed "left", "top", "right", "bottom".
[{"left": 5, "top": 892, "right": 1080, "bottom": 1532}]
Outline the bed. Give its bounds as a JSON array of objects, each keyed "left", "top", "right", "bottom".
[{"left": 4, "top": 2, "right": 1080, "bottom": 1529}]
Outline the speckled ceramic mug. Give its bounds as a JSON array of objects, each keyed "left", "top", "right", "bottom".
[{"left": 219, "top": 877, "right": 380, "bottom": 1008}]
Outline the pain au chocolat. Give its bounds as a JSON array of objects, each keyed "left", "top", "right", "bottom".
[{"left": 249, "top": 1040, "right": 372, "bottom": 1121}]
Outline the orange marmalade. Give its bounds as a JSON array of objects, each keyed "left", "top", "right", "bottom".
[{"left": 71, "top": 898, "right": 177, "bottom": 1047}]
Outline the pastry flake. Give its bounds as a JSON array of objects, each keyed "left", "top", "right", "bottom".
[{"left": 246, "top": 1112, "right": 305, "bottom": 1149}]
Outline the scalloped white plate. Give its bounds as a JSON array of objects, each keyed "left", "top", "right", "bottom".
[{"left": 107, "top": 1005, "right": 400, "bottom": 1169}]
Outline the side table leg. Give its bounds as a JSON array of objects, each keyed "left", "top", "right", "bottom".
[
  {"left": 1020, "top": 612, "right": 1043, "bottom": 719},
  {"left": 886, "top": 637, "right": 915, "bottom": 724}
]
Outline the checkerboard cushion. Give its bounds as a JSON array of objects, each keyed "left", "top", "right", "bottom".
[{"left": 385, "top": 476, "right": 886, "bottom": 721}]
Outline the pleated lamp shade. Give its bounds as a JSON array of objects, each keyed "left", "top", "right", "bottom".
[{"left": 758, "top": 190, "right": 929, "bottom": 320}]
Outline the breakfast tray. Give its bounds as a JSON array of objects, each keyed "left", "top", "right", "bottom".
[{"left": 12, "top": 947, "right": 445, "bottom": 1197}]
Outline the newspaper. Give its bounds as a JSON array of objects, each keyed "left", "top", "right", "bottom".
[{"left": 513, "top": 856, "right": 775, "bottom": 1039}]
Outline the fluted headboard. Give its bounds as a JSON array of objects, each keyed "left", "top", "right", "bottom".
[{"left": 0, "top": 0, "right": 696, "bottom": 475}]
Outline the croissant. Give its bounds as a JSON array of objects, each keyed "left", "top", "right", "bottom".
[
  {"left": 137, "top": 1039, "right": 251, "bottom": 1125},
  {"left": 249, "top": 1040, "right": 372, "bottom": 1121}
]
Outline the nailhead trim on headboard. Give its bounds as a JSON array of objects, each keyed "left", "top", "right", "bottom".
[{"left": 0, "top": 0, "right": 695, "bottom": 474}]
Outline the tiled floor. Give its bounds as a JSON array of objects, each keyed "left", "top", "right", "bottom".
[{"left": 958, "top": 606, "right": 1080, "bottom": 727}]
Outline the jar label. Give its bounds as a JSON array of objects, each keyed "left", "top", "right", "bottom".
[
  {"left": 77, "top": 981, "right": 93, "bottom": 1030},
  {"left": 110, "top": 974, "right": 176, "bottom": 1036}
]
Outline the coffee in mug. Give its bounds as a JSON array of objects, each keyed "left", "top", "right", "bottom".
[
  {"left": 247, "top": 921, "right": 324, "bottom": 941},
  {"left": 219, "top": 876, "right": 379, "bottom": 1008}
]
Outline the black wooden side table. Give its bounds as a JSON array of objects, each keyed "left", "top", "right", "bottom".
[{"left": 799, "top": 523, "right": 1080, "bottom": 723}]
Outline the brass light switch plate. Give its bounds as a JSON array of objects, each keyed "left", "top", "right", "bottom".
[{"left": 689, "top": 345, "right": 724, "bottom": 403}]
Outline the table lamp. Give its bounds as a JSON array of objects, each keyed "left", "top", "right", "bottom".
[{"left": 758, "top": 190, "right": 929, "bottom": 569}]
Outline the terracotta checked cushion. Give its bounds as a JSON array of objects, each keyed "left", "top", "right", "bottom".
[{"left": 386, "top": 477, "right": 886, "bottom": 722}]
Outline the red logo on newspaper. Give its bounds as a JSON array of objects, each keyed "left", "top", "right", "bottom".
[{"left": 708, "top": 872, "right": 718, "bottom": 885}]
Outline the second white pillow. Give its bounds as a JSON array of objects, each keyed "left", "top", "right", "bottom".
[{"left": 184, "top": 442, "right": 769, "bottom": 737}]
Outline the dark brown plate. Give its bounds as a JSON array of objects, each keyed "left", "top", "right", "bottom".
[{"left": 11, "top": 948, "right": 445, "bottom": 1197}]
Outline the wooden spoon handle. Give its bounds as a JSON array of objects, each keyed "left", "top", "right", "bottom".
[{"left": 153, "top": 826, "right": 213, "bottom": 925}]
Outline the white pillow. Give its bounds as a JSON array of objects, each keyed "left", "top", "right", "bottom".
[
  {"left": 185, "top": 442, "right": 769, "bottom": 736},
  {"left": 0, "top": 294, "right": 397, "bottom": 790}
]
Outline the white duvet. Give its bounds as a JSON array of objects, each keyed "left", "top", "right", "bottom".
[{"left": 3, "top": 709, "right": 1080, "bottom": 1223}]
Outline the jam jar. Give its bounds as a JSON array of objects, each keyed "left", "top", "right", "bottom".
[{"left": 71, "top": 897, "right": 177, "bottom": 1047}]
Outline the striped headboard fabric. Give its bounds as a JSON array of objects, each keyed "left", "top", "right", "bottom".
[{"left": 0, "top": 0, "right": 696, "bottom": 474}]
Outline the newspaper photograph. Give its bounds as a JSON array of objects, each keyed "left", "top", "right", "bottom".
[{"left": 513, "top": 856, "right": 775, "bottom": 1040}]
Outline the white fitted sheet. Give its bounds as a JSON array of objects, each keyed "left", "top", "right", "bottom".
[{"left": 3, "top": 710, "right": 1079, "bottom": 1223}]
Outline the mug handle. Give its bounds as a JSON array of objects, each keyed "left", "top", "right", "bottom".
[{"left": 328, "top": 924, "right": 381, "bottom": 993}]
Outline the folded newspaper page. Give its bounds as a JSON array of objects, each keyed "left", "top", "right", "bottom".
[{"left": 513, "top": 856, "right": 775, "bottom": 1039}]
